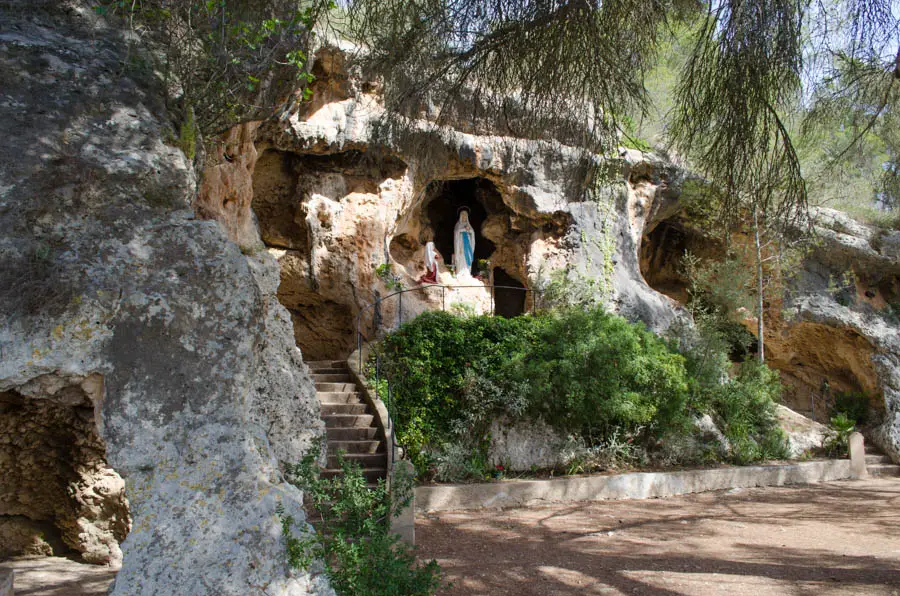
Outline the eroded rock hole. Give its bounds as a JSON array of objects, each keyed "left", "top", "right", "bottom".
[
  {"left": 493, "top": 267, "right": 527, "bottom": 317},
  {"left": 424, "top": 178, "right": 501, "bottom": 271},
  {"left": 252, "top": 149, "right": 406, "bottom": 360},
  {"left": 640, "top": 221, "right": 693, "bottom": 304},
  {"left": 0, "top": 381, "right": 130, "bottom": 565}
]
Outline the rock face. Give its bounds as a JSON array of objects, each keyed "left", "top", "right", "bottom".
[
  {"left": 210, "top": 49, "right": 688, "bottom": 363},
  {"left": 0, "top": 2, "right": 327, "bottom": 594},
  {"left": 640, "top": 201, "right": 900, "bottom": 461},
  {"left": 785, "top": 210, "right": 900, "bottom": 461}
]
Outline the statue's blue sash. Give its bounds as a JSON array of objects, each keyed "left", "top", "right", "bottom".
[{"left": 462, "top": 231, "right": 474, "bottom": 267}]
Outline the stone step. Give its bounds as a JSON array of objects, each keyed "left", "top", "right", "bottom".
[
  {"left": 309, "top": 367, "right": 348, "bottom": 375},
  {"left": 317, "top": 391, "right": 362, "bottom": 405},
  {"left": 326, "top": 427, "right": 379, "bottom": 441},
  {"left": 867, "top": 464, "right": 900, "bottom": 477},
  {"left": 327, "top": 453, "right": 386, "bottom": 469},
  {"left": 321, "top": 467, "right": 387, "bottom": 482},
  {"left": 316, "top": 382, "right": 357, "bottom": 393},
  {"left": 327, "top": 440, "right": 383, "bottom": 454},
  {"left": 321, "top": 403, "right": 368, "bottom": 416},
  {"left": 312, "top": 373, "right": 354, "bottom": 383},
  {"left": 306, "top": 360, "right": 347, "bottom": 369},
  {"left": 323, "top": 414, "right": 374, "bottom": 428},
  {"left": 866, "top": 454, "right": 891, "bottom": 465}
]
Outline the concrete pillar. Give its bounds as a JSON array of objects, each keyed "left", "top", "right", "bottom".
[
  {"left": 391, "top": 459, "right": 416, "bottom": 546},
  {"left": 0, "top": 569, "right": 13, "bottom": 596},
  {"left": 849, "top": 432, "right": 868, "bottom": 479}
]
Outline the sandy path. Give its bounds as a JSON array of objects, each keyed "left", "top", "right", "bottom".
[{"left": 417, "top": 478, "right": 900, "bottom": 595}]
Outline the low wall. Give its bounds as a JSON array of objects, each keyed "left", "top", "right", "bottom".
[
  {"left": 416, "top": 459, "right": 852, "bottom": 512},
  {"left": 0, "top": 569, "right": 12, "bottom": 596}
]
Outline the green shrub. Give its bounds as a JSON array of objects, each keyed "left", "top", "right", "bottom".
[
  {"left": 379, "top": 308, "right": 696, "bottom": 475},
  {"left": 824, "top": 413, "right": 856, "bottom": 458},
  {"left": 378, "top": 311, "right": 538, "bottom": 474},
  {"left": 706, "top": 362, "right": 789, "bottom": 464},
  {"left": 282, "top": 453, "right": 442, "bottom": 595},
  {"left": 378, "top": 306, "right": 790, "bottom": 477},
  {"left": 509, "top": 307, "right": 691, "bottom": 440},
  {"left": 831, "top": 391, "right": 871, "bottom": 425}
]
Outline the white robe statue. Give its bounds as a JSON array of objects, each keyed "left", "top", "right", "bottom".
[
  {"left": 421, "top": 241, "right": 439, "bottom": 284},
  {"left": 453, "top": 210, "right": 476, "bottom": 278}
]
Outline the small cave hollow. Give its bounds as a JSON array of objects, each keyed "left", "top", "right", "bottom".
[
  {"left": 252, "top": 149, "right": 308, "bottom": 252},
  {"left": 639, "top": 221, "right": 692, "bottom": 304},
  {"left": 0, "top": 381, "right": 130, "bottom": 565},
  {"left": 252, "top": 149, "right": 406, "bottom": 360},
  {"left": 424, "top": 178, "right": 500, "bottom": 272},
  {"left": 493, "top": 267, "right": 527, "bottom": 318}
]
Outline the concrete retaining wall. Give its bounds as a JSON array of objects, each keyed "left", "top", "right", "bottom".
[
  {"left": 416, "top": 459, "right": 852, "bottom": 512},
  {"left": 0, "top": 569, "right": 12, "bottom": 596}
]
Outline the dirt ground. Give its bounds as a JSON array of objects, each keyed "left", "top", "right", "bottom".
[
  {"left": 0, "top": 556, "right": 117, "bottom": 596},
  {"left": 3, "top": 479, "right": 898, "bottom": 595},
  {"left": 417, "top": 478, "right": 900, "bottom": 596}
]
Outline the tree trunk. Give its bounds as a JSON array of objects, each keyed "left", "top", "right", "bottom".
[{"left": 753, "top": 205, "right": 765, "bottom": 363}]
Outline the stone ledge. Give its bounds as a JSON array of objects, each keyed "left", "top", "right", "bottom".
[{"left": 415, "top": 459, "right": 852, "bottom": 512}]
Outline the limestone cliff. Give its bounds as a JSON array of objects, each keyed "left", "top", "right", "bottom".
[
  {"left": 194, "top": 48, "right": 686, "bottom": 363},
  {"left": 0, "top": 2, "right": 328, "bottom": 594}
]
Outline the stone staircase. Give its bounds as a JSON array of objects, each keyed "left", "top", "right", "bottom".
[
  {"left": 865, "top": 445, "right": 900, "bottom": 477},
  {"left": 308, "top": 359, "right": 387, "bottom": 486}
]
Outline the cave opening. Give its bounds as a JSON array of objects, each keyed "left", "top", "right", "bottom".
[
  {"left": 251, "top": 148, "right": 407, "bottom": 360},
  {"left": 424, "top": 178, "right": 500, "bottom": 274},
  {"left": 0, "top": 381, "right": 130, "bottom": 565},
  {"left": 493, "top": 267, "right": 527, "bottom": 317}
]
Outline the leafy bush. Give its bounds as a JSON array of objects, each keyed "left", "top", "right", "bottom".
[
  {"left": 282, "top": 453, "right": 442, "bottom": 595},
  {"left": 831, "top": 391, "right": 871, "bottom": 425},
  {"left": 705, "top": 362, "right": 790, "bottom": 464},
  {"left": 378, "top": 306, "right": 790, "bottom": 478},
  {"left": 823, "top": 413, "right": 856, "bottom": 458},
  {"left": 378, "top": 311, "right": 538, "bottom": 475},
  {"left": 379, "top": 308, "right": 698, "bottom": 475},
  {"left": 509, "top": 307, "right": 692, "bottom": 440}
]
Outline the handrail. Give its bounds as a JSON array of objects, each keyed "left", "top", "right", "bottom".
[{"left": 353, "top": 282, "right": 540, "bottom": 467}]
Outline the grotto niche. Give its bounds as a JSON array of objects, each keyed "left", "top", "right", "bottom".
[
  {"left": 492, "top": 267, "right": 527, "bottom": 317},
  {"left": 0, "top": 377, "right": 130, "bottom": 565},
  {"left": 388, "top": 176, "right": 544, "bottom": 321},
  {"left": 424, "top": 178, "right": 499, "bottom": 277}
]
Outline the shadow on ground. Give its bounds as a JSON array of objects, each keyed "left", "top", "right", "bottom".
[{"left": 416, "top": 478, "right": 900, "bottom": 595}]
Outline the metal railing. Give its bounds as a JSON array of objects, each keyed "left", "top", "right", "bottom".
[{"left": 354, "top": 283, "right": 541, "bottom": 463}]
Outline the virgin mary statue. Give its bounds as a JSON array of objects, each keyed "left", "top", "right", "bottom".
[{"left": 453, "top": 208, "right": 476, "bottom": 278}]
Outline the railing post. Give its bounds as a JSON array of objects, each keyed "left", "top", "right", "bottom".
[
  {"left": 441, "top": 286, "right": 445, "bottom": 312},
  {"left": 398, "top": 291, "right": 403, "bottom": 327},
  {"left": 490, "top": 286, "right": 494, "bottom": 316}
]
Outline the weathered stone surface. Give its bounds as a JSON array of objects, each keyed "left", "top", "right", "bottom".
[
  {"left": 776, "top": 405, "right": 828, "bottom": 458},
  {"left": 416, "top": 459, "right": 853, "bottom": 512},
  {"left": 0, "top": 385, "right": 129, "bottom": 565},
  {"left": 0, "top": 568, "right": 11, "bottom": 596},
  {"left": 849, "top": 432, "right": 868, "bottom": 479},
  {"left": 488, "top": 418, "right": 569, "bottom": 471},
  {"left": 0, "top": 2, "right": 328, "bottom": 593},
  {"left": 638, "top": 189, "right": 899, "bottom": 462},
  {"left": 198, "top": 48, "right": 690, "bottom": 363}
]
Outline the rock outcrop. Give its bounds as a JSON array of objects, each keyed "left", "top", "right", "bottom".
[
  {"left": 783, "top": 210, "right": 900, "bottom": 461},
  {"left": 204, "top": 48, "right": 688, "bottom": 363},
  {"left": 0, "top": 2, "right": 327, "bottom": 594},
  {"left": 639, "top": 199, "right": 900, "bottom": 461}
]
